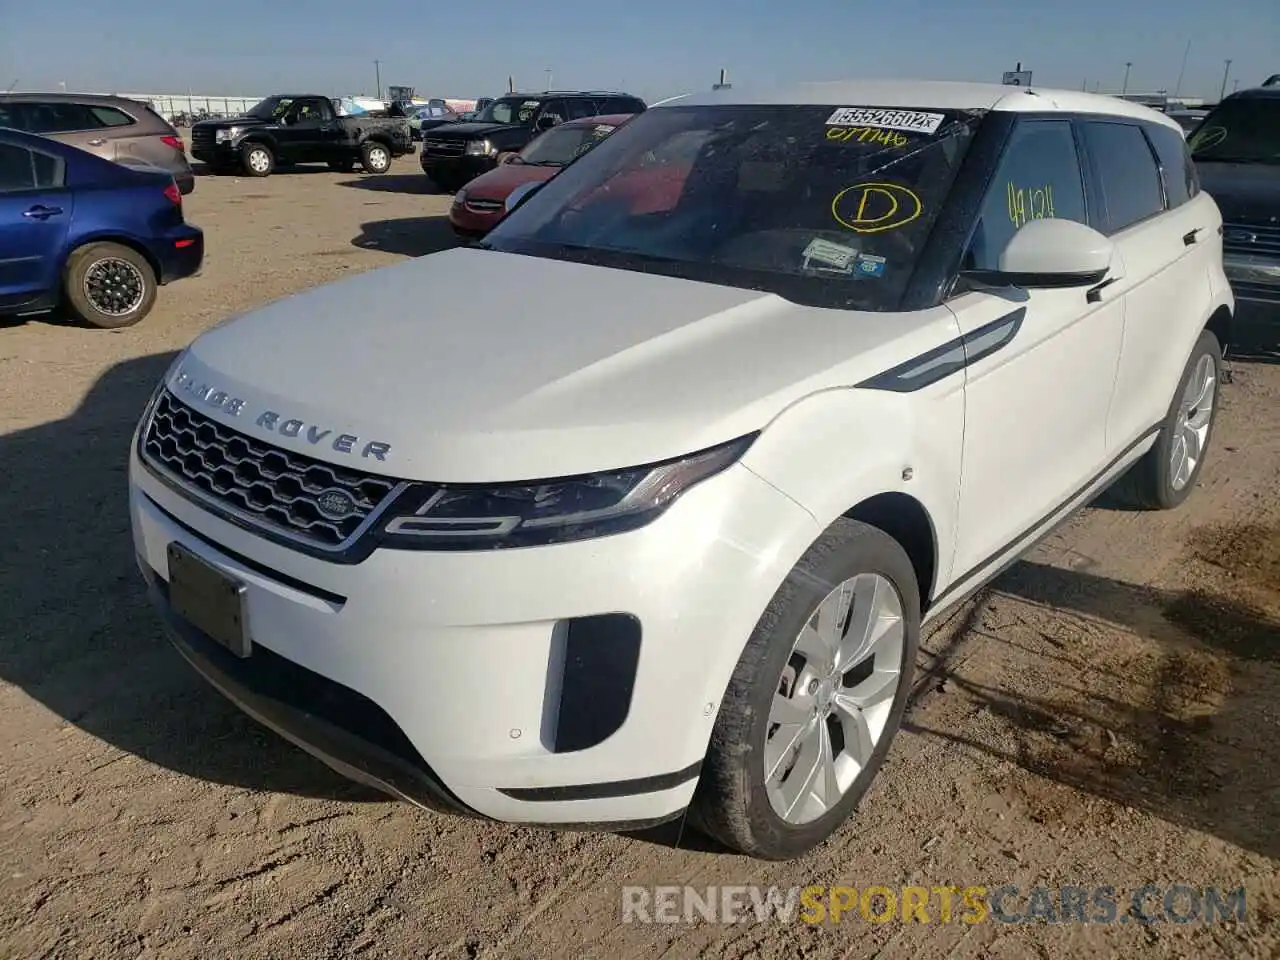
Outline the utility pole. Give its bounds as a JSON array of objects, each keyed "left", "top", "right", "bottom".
[
  {"left": 1219, "top": 59, "right": 1232, "bottom": 101},
  {"left": 1122, "top": 62, "right": 1133, "bottom": 95},
  {"left": 374, "top": 59, "right": 382, "bottom": 99},
  {"left": 1173, "top": 40, "right": 1191, "bottom": 99},
  {"left": 544, "top": 68, "right": 552, "bottom": 90}
]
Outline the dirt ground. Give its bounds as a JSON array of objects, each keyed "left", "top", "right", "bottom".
[{"left": 1, "top": 157, "right": 1278, "bottom": 960}]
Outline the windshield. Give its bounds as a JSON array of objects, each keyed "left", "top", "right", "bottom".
[
  {"left": 244, "top": 96, "right": 294, "bottom": 121},
  {"left": 474, "top": 97, "right": 540, "bottom": 126},
  {"left": 482, "top": 103, "right": 981, "bottom": 311},
  {"left": 1188, "top": 98, "right": 1280, "bottom": 164},
  {"left": 518, "top": 122, "right": 620, "bottom": 166}
]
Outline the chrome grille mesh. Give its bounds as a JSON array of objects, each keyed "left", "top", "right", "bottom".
[
  {"left": 141, "top": 390, "right": 399, "bottom": 548},
  {"left": 1224, "top": 222, "right": 1280, "bottom": 258},
  {"left": 423, "top": 138, "right": 466, "bottom": 156}
]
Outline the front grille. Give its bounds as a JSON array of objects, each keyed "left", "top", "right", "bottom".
[
  {"left": 464, "top": 198, "right": 503, "bottom": 213},
  {"left": 141, "top": 390, "right": 400, "bottom": 548},
  {"left": 423, "top": 138, "right": 466, "bottom": 157},
  {"left": 1224, "top": 222, "right": 1280, "bottom": 258},
  {"left": 190, "top": 129, "right": 214, "bottom": 149}
]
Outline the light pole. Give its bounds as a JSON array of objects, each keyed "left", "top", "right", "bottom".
[
  {"left": 1122, "top": 61, "right": 1132, "bottom": 95},
  {"left": 1173, "top": 40, "right": 1191, "bottom": 99},
  {"left": 374, "top": 59, "right": 382, "bottom": 99},
  {"left": 1219, "top": 59, "right": 1232, "bottom": 101},
  {"left": 544, "top": 68, "right": 553, "bottom": 90}
]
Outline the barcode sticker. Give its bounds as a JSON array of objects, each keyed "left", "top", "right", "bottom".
[{"left": 824, "top": 107, "right": 945, "bottom": 135}]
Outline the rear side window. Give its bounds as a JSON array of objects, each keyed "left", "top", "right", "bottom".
[
  {"left": 88, "top": 105, "right": 136, "bottom": 128},
  {"left": 0, "top": 143, "right": 63, "bottom": 192},
  {"left": 564, "top": 99, "right": 600, "bottom": 120},
  {"left": 1079, "top": 121, "right": 1165, "bottom": 234},
  {"left": 1144, "top": 122, "right": 1199, "bottom": 207},
  {"left": 604, "top": 97, "right": 645, "bottom": 114},
  {"left": 11, "top": 101, "right": 102, "bottom": 133},
  {"left": 963, "top": 119, "right": 1088, "bottom": 272}
]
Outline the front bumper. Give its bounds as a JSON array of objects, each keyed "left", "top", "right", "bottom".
[
  {"left": 419, "top": 152, "right": 496, "bottom": 184},
  {"left": 448, "top": 201, "right": 502, "bottom": 239},
  {"left": 1224, "top": 255, "right": 1280, "bottom": 342},
  {"left": 129, "top": 444, "right": 819, "bottom": 826}
]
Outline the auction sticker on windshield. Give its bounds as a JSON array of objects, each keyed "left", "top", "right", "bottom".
[{"left": 825, "top": 107, "right": 945, "bottom": 134}]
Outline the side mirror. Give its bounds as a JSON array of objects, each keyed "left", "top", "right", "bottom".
[
  {"left": 504, "top": 180, "right": 543, "bottom": 214},
  {"left": 972, "top": 218, "right": 1119, "bottom": 290},
  {"left": 499, "top": 152, "right": 519, "bottom": 164}
]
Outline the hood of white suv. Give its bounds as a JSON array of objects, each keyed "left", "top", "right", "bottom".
[{"left": 174, "top": 247, "right": 956, "bottom": 482}]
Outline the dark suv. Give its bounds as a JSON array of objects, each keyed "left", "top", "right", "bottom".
[
  {"left": 419, "top": 91, "right": 646, "bottom": 190},
  {"left": 1189, "top": 85, "right": 1280, "bottom": 345}
]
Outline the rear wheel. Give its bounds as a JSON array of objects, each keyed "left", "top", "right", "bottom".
[
  {"left": 1109, "top": 329, "right": 1222, "bottom": 510},
  {"left": 692, "top": 519, "right": 920, "bottom": 860},
  {"left": 240, "top": 142, "right": 274, "bottom": 177},
  {"left": 64, "top": 242, "right": 157, "bottom": 329},
  {"left": 360, "top": 141, "right": 392, "bottom": 174}
]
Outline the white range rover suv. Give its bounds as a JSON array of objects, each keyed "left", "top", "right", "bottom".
[{"left": 129, "top": 80, "right": 1233, "bottom": 860}]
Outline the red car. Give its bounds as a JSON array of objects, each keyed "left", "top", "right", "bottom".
[{"left": 449, "top": 113, "right": 634, "bottom": 239}]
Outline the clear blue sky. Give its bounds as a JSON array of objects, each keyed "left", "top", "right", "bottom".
[{"left": 3, "top": 0, "right": 1277, "bottom": 103}]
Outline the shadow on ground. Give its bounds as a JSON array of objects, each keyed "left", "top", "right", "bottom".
[
  {"left": 352, "top": 215, "right": 461, "bottom": 258},
  {"left": 909, "top": 549, "right": 1280, "bottom": 859},
  {"left": 0, "top": 352, "right": 380, "bottom": 801},
  {"left": 337, "top": 175, "right": 448, "bottom": 195}
]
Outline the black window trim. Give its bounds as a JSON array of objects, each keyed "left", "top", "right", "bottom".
[
  {"left": 1074, "top": 117, "right": 1169, "bottom": 237},
  {"left": 0, "top": 139, "right": 67, "bottom": 195}
]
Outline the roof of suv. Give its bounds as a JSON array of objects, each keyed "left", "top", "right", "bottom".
[
  {"left": 0, "top": 91, "right": 147, "bottom": 105},
  {"left": 663, "top": 80, "right": 1182, "bottom": 131},
  {"left": 504, "top": 91, "right": 641, "bottom": 100},
  {"left": 1227, "top": 85, "right": 1280, "bottom": 99}
]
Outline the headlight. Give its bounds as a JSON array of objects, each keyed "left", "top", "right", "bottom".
[
  {"left": 215, "top": 127, "right": 239, "bottom": 143},
  {"left": 453, "top": 187, "right": 468, "bottom": 205},
  {"left": 465, "top": 139, "right": 495, "bottom": 156},
  {"left": 381, "top": 434, "right": 756, "bottom": 550}
]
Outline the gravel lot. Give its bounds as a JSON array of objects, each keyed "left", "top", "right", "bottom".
[{"left": 1, "top": 157, "right": 1278, "bottom": 960}]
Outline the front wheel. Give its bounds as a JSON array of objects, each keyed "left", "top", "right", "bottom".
[
  {"left": 240, "top": 142, "right": 274, "bottom": 177},
  {"left": 1109, "top": 328, "right": 1222, "bottom": 510},
  {"left": 63, "top": 242, "right": 157, "bottom": 329},
  {"left": 360, "top": 141, "right": 392, "bottom": 174},
  {"left": 691, "top": 518, "right": 920, "bottom": 860}
]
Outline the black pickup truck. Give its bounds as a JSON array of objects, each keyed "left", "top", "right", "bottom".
[
  {"left": 419, "top": 91, "right": 645, "bottom": 190},
  {"left": 190, "top": 94, "right": 414, "bottom": 178}
]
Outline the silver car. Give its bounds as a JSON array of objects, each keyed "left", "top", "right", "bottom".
[{"left": 0, "top": 93, "right": 196, "bottom": 194}]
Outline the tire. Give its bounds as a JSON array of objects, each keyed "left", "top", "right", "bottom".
[
  {"left": 328, "top": 159, "right": 355, "bottom": 173},
  {"left": 691, "top": 518, "right": 921, "bottom": 860},
  {"left": 240, "top": 142, "right": 274, "bottom": 177},
  {"left": 1109, "top": 328, "right": 1222, "bottom": 510},
  {"left": 63, "top": 242, "right": 157, "bottom": 329},
  {"left": 360, "top": 141, "right": 392, "bottom": 174}
]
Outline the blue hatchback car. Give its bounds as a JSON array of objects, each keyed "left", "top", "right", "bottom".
[{"left": 0, "top": 127, "right": 203, "bottom": 328}]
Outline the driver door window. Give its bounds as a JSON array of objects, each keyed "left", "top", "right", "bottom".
[{"left": 963, "top": 119, "right": 1088, "bottom": 272}]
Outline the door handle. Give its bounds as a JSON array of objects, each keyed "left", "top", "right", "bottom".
[
  {"left": 1183, "top": 228, "right": 1202, "bottom": 246},
  {"left": 23, "top": 205, "right": 63, "bottom": 220},
  {"left": 86, "top": 138, "right": 106, "bottom": 147},
  {"left": 1086, "top": 277, "right": 1120, "bottom": 304}
]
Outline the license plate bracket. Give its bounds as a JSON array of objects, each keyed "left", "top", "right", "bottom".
[{"left": 167, "top": 542, "right": 251, "bottom": 658}]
